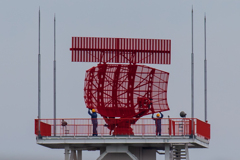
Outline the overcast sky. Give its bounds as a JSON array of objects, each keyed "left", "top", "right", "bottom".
[{"left": 1, "top": 1, "right": 240, "bottom": 160}]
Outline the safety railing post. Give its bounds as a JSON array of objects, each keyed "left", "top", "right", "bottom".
[
  {"left": 100, "top": 118, "right": 101, "bottom": 137},
  {"left": 88, "top": 119, "right": 90, "bottom": 137},
  {"left": 60, "top": 119, "right": 62, "bottom": 136},
  {"left": 55, "top": 119, "right": 57, "bottom": 136},
  {"left": 115, "top": 119, "right": 116, "bottom": 137},
  {"left": 128, "top": 119, "right": 130, "bottom": 137},
  {"left": 194, "top": 118, "right": 196, "bottom": 136},
  {"left": 74, "top": 119, "right": 75, "bottom": 136},
  {"left": 182, "top": 118, "right": 186, "bottom": 136},
  {"left": 101, "top": 119, "right": 103, "bottom": 137}
]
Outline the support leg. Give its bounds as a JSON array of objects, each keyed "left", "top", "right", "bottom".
[
  {"left": 70, "top": 150, "right": 77, "bottom": 160},
  {"left": 126, "top": 150, "right": 138, "bottom": 160},
  {"left": 65, "top": 146, "right": 70, "bottom": 160},
  {"left": 185, "top": 144, "right": 189, "bottom": 160},
  {"left": 169, "top": 149, "right": 173, "bottom": 160},
  {"left": 97, "top": 150, "right": 107, "bottom": 160},
  {"left": 97, "top": 145, "right": 138, "bottom": 160},
  {"left": 139, "top": 147, "right": 143, "bottom": 160},
  {"left": 77, "top": 150, "right": 82, "bottom": 160},
  {"left": 165, "top": 144, "right": 170, "bottom": 160}
]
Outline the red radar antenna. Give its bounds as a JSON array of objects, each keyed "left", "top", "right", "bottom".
[
  {"left": 70, "top": 37, "right": 171, "bottom": 64},
  {"left": 70, "top": 37, "right": 171, "bottom": 135}
]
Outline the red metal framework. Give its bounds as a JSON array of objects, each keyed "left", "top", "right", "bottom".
[
  {"left": 34, "top": 118, "right": 210, "bottom": 140},
  {"left": 84, "top": 63, "right": 169, "bottom": 135},
  {"left": 70, "top": 37, "right": 171, "bottom": 64},
  {"left": 84, "top": 63, "right": 169, "bottom": 118},
  {"left": 70, "top": 36, "right": 171, "bottom": 135}
]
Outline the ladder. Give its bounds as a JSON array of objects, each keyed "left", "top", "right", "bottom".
[{"left": 171, "top": 144, "right": 189, "bottom": 160}]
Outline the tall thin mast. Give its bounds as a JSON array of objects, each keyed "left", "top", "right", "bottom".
[
  {"left": 53, "top": 14, "right": 57, "bottom": 136},
  {"left": 191, "top": 7, "right": 194, "bottom": 136},
  {"left": 38, "top": 7, "right": 41, "bottom": 136},
  {"left": 204, "top": 14, "right": 207, "bottom": 122}
]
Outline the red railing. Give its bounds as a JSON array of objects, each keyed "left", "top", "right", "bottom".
[{"left": 35, "top": 118, "right": 210, "bottom": 140}]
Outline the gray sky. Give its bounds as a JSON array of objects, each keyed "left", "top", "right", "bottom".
[{"left": 0, "top": 0, "right": 239, "bottom": 160}]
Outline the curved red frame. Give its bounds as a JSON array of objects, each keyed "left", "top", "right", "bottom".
[{"left": 84, "top": 64, "right": 169, "bottom": 118}]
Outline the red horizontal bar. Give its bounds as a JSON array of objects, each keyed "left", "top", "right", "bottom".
[{"left": 70, "top": 48, "right": 170, "bottom": 53}]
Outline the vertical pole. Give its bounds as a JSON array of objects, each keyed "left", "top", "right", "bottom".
[
  {"left": 165, "top": 144, "right": 170, "bottom": 160},
  {"left": 185, "top": 144, "right": 189, "bottom": 160},
  {"left": 38, "top": 7, "right": 41, "bottom": 137},
  {"left": 65, "top": 146, "right": 70, "bottom": 160},
  {"left": 70, "top": 150, "right": 77, "bottom": 160},
  {"left": 77, "top": 150, "right": 82, "bottom": 160},
  {"left": 204, "top": 14, "right": 208, "bottom": 122},
  {"left": 139, "top": 147, "right": 143, "bottom": 160},
  {"left": 54, "top": 14, "right": 57, "bottom": 136},
  {"left": 191, "top": 7, "right": 194, "bottom": 137}
]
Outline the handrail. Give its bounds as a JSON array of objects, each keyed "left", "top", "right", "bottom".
[{"left": 35, "top": 118, "right": 210, "bottom": 140}]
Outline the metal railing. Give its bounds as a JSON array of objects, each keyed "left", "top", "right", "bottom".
[{"left": 35, "top": 118, "right": 210, "bottom": 140}]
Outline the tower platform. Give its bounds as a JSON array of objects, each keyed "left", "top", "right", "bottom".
[
  {"left": 35, "top": 118, "right": 210, "bottom": 160},
  {"left": 37, "top": 135, "right": 209, "bottom": 149}
]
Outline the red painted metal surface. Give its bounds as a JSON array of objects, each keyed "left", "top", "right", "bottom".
[
  {"left": 84, "top": 63, "right": 169, "bottom": 118},
  {"left": 70, "top": 37, "right": 171, "bottom": 64},
  {"left": 35, "top": 119, "right": 51, "bottom": 136},
  {"left": 196, "top": 119, "right": 210, "bottom": 139},
  {"left": 34, "top": 118, "right": 210, "bottom": 140}
]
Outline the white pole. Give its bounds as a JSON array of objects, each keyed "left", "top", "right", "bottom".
[
  {"left": 38, "top": 7, "right": 41, "bottom": 137},
  {"left": 191, "top": 7, "right": 194, "bottom": 136},
  {"left": 165, "top": 144, "right": 170, "bottom": 160},
  {"left": 204, "top": 14, "right": 207, "bottom": 122},
  {"left": 54, "top": 14, "right": 57, "bottom": 136},
  {"left": 65, "top": 146, "right": 70, "bottom": 160},
  {"left": 185, "top": 144, "right": 189, "bottom": 160},
  {"left": 77, "top": 150, "right": 82, "bottom": 160}
]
